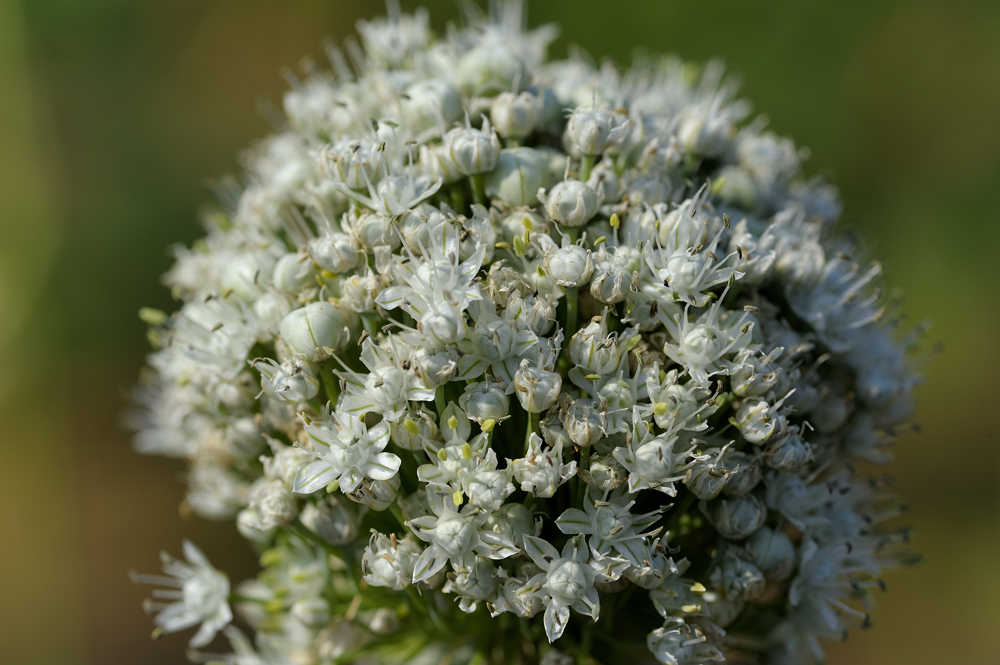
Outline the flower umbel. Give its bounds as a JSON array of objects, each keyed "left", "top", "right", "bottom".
[{"left": 130, "top": 2, "right": 923, "bottom": 663}]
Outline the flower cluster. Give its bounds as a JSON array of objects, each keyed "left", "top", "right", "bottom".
[{"left": 131, "top": 2, "right": 922, "bottom": 664}]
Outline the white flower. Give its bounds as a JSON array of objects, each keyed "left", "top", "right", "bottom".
[
  {"left": 278, "top": 302, "right": 348, "bottom": 361},
  {"left": 520, "top": 534, "right": 627, "bottom": 642},
  {"left": 253, "top": 357, "right": 318, "bottom": 403},
  {"left": 514, "top": 357, "right": 562, "bottom": 413},
  {"left": 292, "top": 414, "right": 399, "bottom": 495},
  {"left": 361, "top": 531, "right": 422, "bottom": 590},
  {"left": 538, "top": 179, "right": 600, "bottom": 227},
  {"left": 131, "top": 540, "right": 231, "bottom": 647},
  {"left": 338, "top": 336, "right": 435, "bottom": 422},
  {"left": 555, "top": 487, "right": 663, "bottom": 565},
  {"left": 485, "top": 147, "right": 551, "bottom": 206},
  {"left": 661, "top": 300, "right": 755, "bottom": 389},
  {"left": 565, "top": 105, "right": 631, "bottom": 156},
  {"left": 132, "top": 5, "right": 920, "bottom": 663},
  {"left": 406, "top": 487, "right": 519, "bottom": 583},
  {"left": 512, "top": 433, "right": 577, "bottom": 498},
  {"left": 543, "top": 242, "right": 592, "bottom": 287},
  {"left": 443, "top": 116, "right": 502, "bottom": 176},
  {"left": 491, "top": 90, "right": 542, "bottom": 139}
]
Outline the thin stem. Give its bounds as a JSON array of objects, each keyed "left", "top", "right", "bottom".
[
  {"left": 524, "top": 411, "right": 539, "bottom": 452},
  {"left": 470, "top": 173, "right": 486, "bottom": 206},
  {"left": 575, "top": 446, "right": 591, "bottom": 505},
  {"left": 579, "top": 153, "right": 596, "bottom": 182},
  {"left": 336, "top": 545, "right": 362, "bottom": 596},
  {"left": 566, "top": 286, "right": 579, "bottom": 341},
  {"left": 577, "top": 619, "right": 594, "bottom": 664},
  {"left": 320, "top": 358, "right": 340, "bottom": 406},
  {"left": 435, "top": 385, "right": 447, "bottom": 420},
  {"left": 450, "top": 184, "right": 466, "bottom": 214},
  {"left": 662, "top": 489, "right": 698, "bottom": 534}
]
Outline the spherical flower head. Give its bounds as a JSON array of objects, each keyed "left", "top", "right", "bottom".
[{"left": 133, "top": 4, "right": 921, "bottom": 663}]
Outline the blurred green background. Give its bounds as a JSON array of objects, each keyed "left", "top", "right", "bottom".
[{"left": 1, "top": 0, "right": 998, "bottom": 663}]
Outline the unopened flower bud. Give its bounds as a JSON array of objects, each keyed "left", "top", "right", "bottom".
[
  {"left": 569, "top": 317, "right": 619, "bottom": 375},
  {"left": 279, "top": 302, "right": 348, "bottom": 360},
  {"left": 272, "top": 252, "right": 312, "bottom": 293},
  {"left": 403, "top": 78, "right": 462, "bottom": 135},
  {"left": 590, "top": 262, "right": 637, "bottom": 304},
  {"left": 308, "top": 231, "right": 359, "bottom": 274},
  {"left": 247, "top": 478, "right": 298, "bottom": 530},
  {"left": 254, "top": 357, "right": 319, "bottom": 403},
  {"left": 539, "top": 180, "right": 600, "bottom": 227},
  {"left": 514, "top": 359, "right": 562, "bottom": 413},
  {"left": 587, "top": 453, "right": 627, "bottom": 492},
  {"left": 444, "top": 118, "right": 501, "bottom": 175},
  {"left": 762, "top": 432, "right": 813, "bottom": 473},
  {"left": 419, "top": 300, "right": 467, "bottom": 347},
  {"left": 459, "top": 381, "right": 510, "bottom": 424},
  {"left": 456, "top": 43, "right": 525, "bottom": 97},
  {"left": 355, "top": 211, "right": 401, "bottom": 252},
  {"left": 390, "top": 407, "right": 438, "bottom": 451},
  {"left": 735, "top": 397, "right": 787, "bottom": 445},
  {"left": 348, "top": 474, "right": 400, "bottom": 512},
  {"left": 701, "top": 494, "right": 767, "bottom": 540},
  {"left": 485, "top": 148, "right": 550, "bottom": 207},
  {"left": 559, "top": 396, "right": 606, "bottom": 448},
  {"left": 809, "top": 394, "right": 853, "bottom": 433},
  {"left": 720, "top": 451, "right": 762, "bottom": 497},
  {"left": 647, "top": 623, "right": 697, "bottom": 665},
  {"left": 300, "top": 497, "right": 358, "bottom": 546},
  {"left": 413, "top": 348, "right": 458, "bottom": 388},
  {"left": 565, "top": 106, "right": 630, "bottom": 156},
  {"left": 236, "top": 508, "right": 275, "bottom": 544},
  {"left": 711, "top": 552, "right": 765, "bottom": 602},
  {"left": 746, "top": 526, "right": 796, "bottom": 580},
  {"left": 340, "top": 272, "right": 379, "bottom": 313},
  {"left": 491, "top": 91, "right": 541, "bottom": 139},
  {"left": 543, "top": 244, "right": 592, "bottom": 287},
  {"left": 362, "top": 532, "right": 421, "bottom": 590},
  {"left": 485, "top": 503, "right": 534, "bottom": 549},
  {"left": 685, "top": 458, "right": 733, "bottom": 501}
]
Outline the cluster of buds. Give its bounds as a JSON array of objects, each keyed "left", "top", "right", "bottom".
[{"left": 131, "top": 3, "right": 922, "bottom": 664}]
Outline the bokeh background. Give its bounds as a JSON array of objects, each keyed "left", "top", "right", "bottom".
[{"left": 2, "top": 0, "right": 998, "bottom": 663}]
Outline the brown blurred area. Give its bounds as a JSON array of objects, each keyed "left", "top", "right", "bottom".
[{"left": 1, "top": 1, "right": 998, "bottom": 663}]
